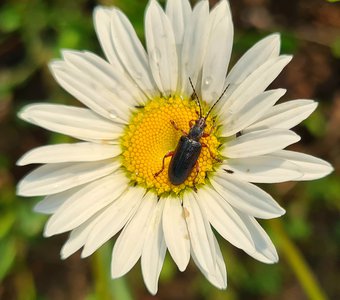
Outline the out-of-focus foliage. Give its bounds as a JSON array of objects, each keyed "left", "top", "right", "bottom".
[{"left": 0, "top": 0, "right": 339, "bottom": 299}]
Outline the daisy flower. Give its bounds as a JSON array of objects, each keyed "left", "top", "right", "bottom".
[{"left": 17, "top": 0, "right": 333, "bottom": 294}]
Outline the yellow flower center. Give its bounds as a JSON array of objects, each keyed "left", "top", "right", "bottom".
[{"left": 121, "top": 96, "right": 221, "bottom": 196}]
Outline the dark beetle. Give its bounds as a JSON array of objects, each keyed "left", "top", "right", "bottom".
[
  {"left": 168, "top": 118, "right": 206, "bottom": 185},
  {"left": 154, "top": 78, "right": 228, "bottom": 188}
]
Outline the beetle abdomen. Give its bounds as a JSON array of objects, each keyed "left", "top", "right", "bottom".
[{"left": 168, "top": 136, "right": 202, "bottom": 185}]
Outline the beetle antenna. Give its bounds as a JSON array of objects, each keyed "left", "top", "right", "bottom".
[
  {"left": 205, "top": 84, "right": 229, "bottom": 119},
  {"left": 189, "top": 77, "right": 202, "bottom": 118}
]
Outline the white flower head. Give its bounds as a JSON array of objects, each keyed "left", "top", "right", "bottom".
[{"left": 17, "top": 0, "right": 333, "bottom": 295}]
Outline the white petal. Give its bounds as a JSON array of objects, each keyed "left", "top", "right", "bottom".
[
  {"left": 93, "top": 7, "right": 125, "bottom": 72},
  {"left": 162, "top": 197, "right": 190, "bottom": 271},
  {"left": 17, "top": 142, "right": 120, "bottom": 165},
  {"left": 180, "top": 0, "right": 210, "bottom": 95},
  {"left": 166, "top": 0, "right": 191, "bottom": 93},
  {"left": 190, "top": 234, "right": 227, "bottom": 289},
  {"left": 50, "top": 57, "right": 132, "bottom": 123},
  {"left": 110, "top": 9, "right": 158, "bottom": 98},
  {"left": 210, "top": 175, "right": 285, "bottom": 219},
  {"left": 220, "top": 55, "right": 292, "bottom": 112},
  {"left": 141, "top": 198, "right": 167, "bottom": 295},
  {"left": 245, "top": 100, "right": 318, "bottom": 132},
  {"left": 145, "top": 0, "right": 178, "bottom": 95},
  {"left": 223, "top": 129, "right": 300, "bottom": 158},
  {"left": 81, "top": 187, "right": 145, "bottom": 257},
  {"left": 17, "top": 159, "right": 119, "bottom": 196},
  {"left": 226, "top": 33, "right": 280, "bottom": 85},
  {"left": 18, "top": 104, "right": 123, "bottom": 142},
  {"left": 237, "top": 211, "right": 279, "bottom": 263},
  {"left": 197, "top": 188, "right": 255, "bottom": 252},
  {"left": 211, "top": 235, "right": 227, "bottom": 289},
  {"left": 166, "top": 0, "right": 191, "bottom": 46},
  {"left": 60, "top": 214, "right": 98, "bottom": 259},
  {"left": 183, "top": 192, "right": 216, "bottom": 276},
  {"left": 201, "top": 0, "right": 233, "bottom": 104},
  {"left": 58, "top": 50, "right": 145, "bottom": 106},
  {"left": 270, "top": 150, "right": 333, "bottom": 180},
  {"left": 111, "top": 193, "right": 157, "bottom": 278},
  {"left": 221, "top": 89, "right": 286, "bottom": 136},
  {"left": 34, "top": 189, "right": 76, "bottom": 214},
  {"left": 219, "top": 156, "right": 303, "bottom": 183},
  {"left": 69, "top": 51, "right": 144, "bottom": 105},
  {"left": 44, "top": 173, "right": 128, "bottom": 237}
]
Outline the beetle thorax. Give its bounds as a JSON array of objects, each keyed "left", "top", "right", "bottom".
[{"left": 188, "top": 117, "right": 206, "bottom": 140}]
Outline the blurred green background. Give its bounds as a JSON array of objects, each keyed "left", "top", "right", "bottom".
[{"left": 0, "top": 0, "right": 339, "bottom": 299}]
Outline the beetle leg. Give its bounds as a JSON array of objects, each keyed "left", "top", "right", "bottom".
[
  {"left": 154, "top": 151, "right": 174, "bottom": 177},
  {"left": 202, "top": 125, "right": 215, "bottom": 137},
  {"left": 201, "top": 142, "right": 222, "bottom": 162},
  {"left": 192, "top": 161, "right": 200, "bottom": 192},
  {"left": 189, "top": 119, "right": 196, "bottom": 128},
  {"left": 170, "top": 120, "right": 187, "bottom": 135}
]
